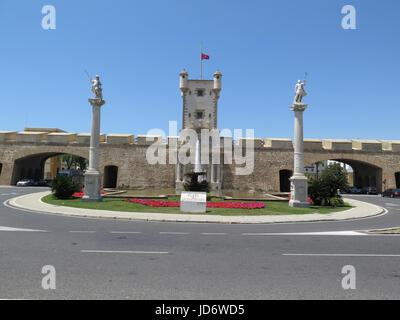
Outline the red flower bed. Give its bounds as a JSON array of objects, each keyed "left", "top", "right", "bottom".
[
  {"left": 125, "top": 198, "right": 180, "bottom": 207},
  {"left": 206, "top": 201, "right": 265, "bottom": 209},
  {"left": 124, "top": 198, "right": 265, "bottom": 209},
  {"left": 72, "top": 189, "right": 105, "bottom": 198}
]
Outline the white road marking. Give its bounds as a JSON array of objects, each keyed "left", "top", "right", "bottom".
[
  {"left": 385, "top": 203, "right": 400, "bottom": 207},
  {"left": 201, "top": 233, "right": 228, "bottom": 235},
  {"left": 110, "top": 231, "right": 142, "bottom": 234},
  {"left": 81, "top": 250, "right": 169, "bottom": 254},
  {"left": 242, "top": 231, "right": 366, "bottom": 236},
  {"left": 283, "top": 253, "right": 400, "bottom": 257},
  {"left": 69, "top": 231, "right": 96, "bottom": 234},
  {"left": 160, "top": 232, "right": 190, "bottom": 235},
  {"left": 0, "top": 226, "right": 46, "bottom": 232}
]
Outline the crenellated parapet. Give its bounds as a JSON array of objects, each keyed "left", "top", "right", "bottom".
[
  {"left": 321, "top": 139, "right": 352, "bottom": 151},
  {"left": 106, "top": 134, "right": 134, "bottom": 145},
  {"left": 0, "top": 131, "right": 17, "bottom": 142},
  {"left": 381, "top": 140, "right": 400, "bottom": 152},
  {"left": 260, "top": 138, "right": 400, "bottom": 153},
  {"left": 77, "top": 133, "right": 106, "bottom": 144},
  {"left": 1, "top": 130, "right": 400, "bottom": 154}
]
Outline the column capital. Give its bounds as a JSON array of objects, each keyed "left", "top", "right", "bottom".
[
  {"left": 88, "top": 98, "right": 106, "bottom": 107},
  {"left": 290, "top": 103, "right": 307, "bottom": 112}
]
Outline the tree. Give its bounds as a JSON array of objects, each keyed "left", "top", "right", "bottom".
[
  {"left": 61, "top": 154, "right": 75, "bottom": 170},
  {"left": 75, "top": 157, "right": 88, "bottom": 171},
  {"left": 308, "top": 163, "right": 349, "bottom": 206},
  {"left": 61, "top": 154, "right": 88, "bottom": 170}
]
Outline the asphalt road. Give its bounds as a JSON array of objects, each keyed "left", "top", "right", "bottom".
[{"left": 1, "top": 186, "right": 400, "bottom": 299}]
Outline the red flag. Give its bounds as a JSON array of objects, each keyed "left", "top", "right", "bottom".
[{"left": 201, "top": 53, "right": 210, "bottom": 60}]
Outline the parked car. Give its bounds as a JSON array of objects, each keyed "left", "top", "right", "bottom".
[
  {"left": 34, "top": 179, "right": 50, "bottom": 187},
  {"left": 348, "top": 186, "right": 362, "bottom": 194},
  {"left": 16, "top": 179, "right": 35, "bottom": 187},
  {"left": 361, "top": 186, "right": 378, "bottom": 195},
  {"left": 382, "top": 189, "right": 400, "bottom": 198}
]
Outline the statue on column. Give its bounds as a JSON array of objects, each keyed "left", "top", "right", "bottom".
[
  {"left": 90, "top": 75, "right": 103, "bottom": 101},
  {"left": 294, "top": 79, "right": 307, "bottom": 104}
]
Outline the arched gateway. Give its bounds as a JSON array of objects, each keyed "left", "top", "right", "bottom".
[{"left": 0, "top": 131, "right": 400, "bottom": 192}]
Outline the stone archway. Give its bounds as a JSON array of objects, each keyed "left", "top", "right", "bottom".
[
  {"left": 305, "top": 153, "right": 385, "bottom": 192},
  {"left": 305, "top": 156, "right": 383, "bottom": 192},
  {"left": 10, "top": 151, "right": 88, "bottom": 185}
]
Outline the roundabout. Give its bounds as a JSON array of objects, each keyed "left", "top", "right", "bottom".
[
  {"left": 1, "top": 186, "right": 400, "bottom": 299},
  {"left": 7, "top": 190, "right": 385, "bottom": 224}
]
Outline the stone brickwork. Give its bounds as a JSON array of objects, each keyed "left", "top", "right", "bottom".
[{"left": 0, "top": 132, "right": 399, "bottom": 192}]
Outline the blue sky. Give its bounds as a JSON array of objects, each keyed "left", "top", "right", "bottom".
[{"left": 0, "top": 0, "right": 399, "bottom": 140}]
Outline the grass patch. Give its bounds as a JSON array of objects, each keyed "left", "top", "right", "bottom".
[{"left": 42, "top": 194, "right": 352, "bottom": 216}]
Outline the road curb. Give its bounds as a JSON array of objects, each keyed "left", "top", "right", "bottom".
[{"left": 4, "top": 191, "right": 387, "bottom": 224}]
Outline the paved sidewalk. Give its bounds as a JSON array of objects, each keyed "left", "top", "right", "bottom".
[{"left": 7, "top": 191, "right": 385, "bottom": 224}]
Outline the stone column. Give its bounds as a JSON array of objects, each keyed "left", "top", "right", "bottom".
[
  {"left": 175, "top": 153, "right": 184, "bottom": 190},
  {"left": 176, "top": 162, "right": 181, "bottom": 182},
  {"left": 194, "top": 136, "right": 201, "bottom": 174},
  {"left": 210, "top": 164, "right": 215, "bottom": 183},
  {"left": 289, "top": 103, "right": 309, "bottom": 208},
  {"left": 83, "top": 98, "right": 105, "bottom": 202},
  {"left": 194, "top": 133, "right": 204, "bottom": 183}
]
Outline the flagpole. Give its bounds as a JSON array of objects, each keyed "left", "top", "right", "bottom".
[{"left": 200, "top": 42, "right": 202, "bottom": 80}]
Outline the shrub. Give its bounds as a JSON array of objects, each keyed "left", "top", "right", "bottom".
[
  {"left": 308, "top": 163, "right": 349, "bottom": 207},
  {"left": 329, "top": 197, "right": 344, "bottom": 208},
  {"left": 183, "top": 172, "right": 210, "bottom": 193},
  {"left": 50, "top": 175, "right": 81, "bottom": 200}
]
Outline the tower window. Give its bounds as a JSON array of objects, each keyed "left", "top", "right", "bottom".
[
  {"left": 197, "top": 89, "right": 204, "bottom": 97},
  {"left": 196, "top": 112, "right": 204, "bottom": 119}
]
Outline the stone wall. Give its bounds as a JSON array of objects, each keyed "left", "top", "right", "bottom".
[{"left": 0, "top": 131, "right": 400, "bottom": 192}]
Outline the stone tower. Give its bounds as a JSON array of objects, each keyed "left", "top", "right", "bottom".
[
  {"left": 179, "top": 69, "right": 222, "bottom": 131},
  {"left": 176, "top": 69, "right": 223, "bottom": 191}
]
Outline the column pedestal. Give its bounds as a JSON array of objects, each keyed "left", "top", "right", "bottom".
[
  {"left": 82, "top": 170, "right": 102, "bottom": 202},
  {"left": 289, "top": 175, "right": 309, "bottom": 208}
]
